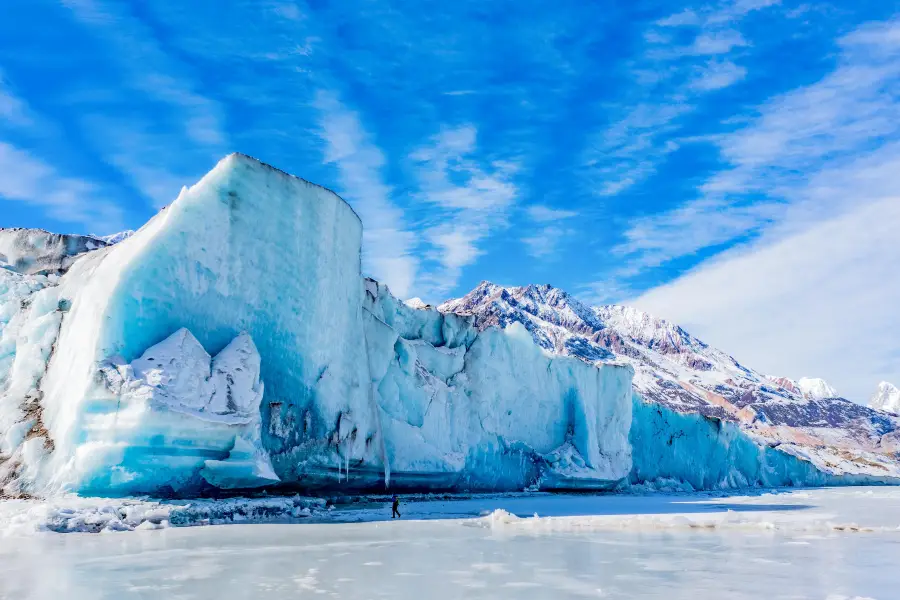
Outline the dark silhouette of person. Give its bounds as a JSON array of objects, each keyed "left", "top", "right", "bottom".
[{"left": 391, "top": 495, "right": 401, "bottom": 519}]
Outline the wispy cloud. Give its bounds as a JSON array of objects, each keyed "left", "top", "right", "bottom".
[
  {"left": 0, "top": 69, "right": 32, "bottom": 128},
  {"left": 522, "top": 226, "right": 574, "bottom": 259},
  {"left": 633, "top": 195, "right": 900, "bottom": 402},
  {"left": 526, "top": 205, "right": 578, "bottom": 222},
  {"left": 0, "top": 141, "right": 123, "bottom": 231},
  {"left": 521, "top": 204, "right": 578, "bottom": 258},
  {"left": 314, "top": 90, "right": 418, "bottom": 298},
  {"left": 268, "top": 2, "right": 304, "bottom": 22},
  {"left": 61, "top": 0, "right": 226, "bottom": 208},
  {"left": 689, "top": 30, "right": 748, "bottom": 55},
  {"left": 410, "top": 125, "right": 519, "bottom": 296},
  {"left": 583, "top": 0, "right": 774, "bottom": 196},
  {"left": 613, "top": 18, "right": 900, "bottom": 275},
  {"left": 689, "top": 59, "right": 747, "bottom": 91},
  {"left": 617, "top": 18, "right": 900, "bottom": 401},
  {"left": 0, "top": 67, "right": 121, "bottom": 231}
]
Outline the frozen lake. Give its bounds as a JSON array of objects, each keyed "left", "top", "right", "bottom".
[{"left": 2, "top": 487, "right": 899, "bottom": 599}]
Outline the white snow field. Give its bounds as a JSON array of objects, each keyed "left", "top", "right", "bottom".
[{"left": 1, "top": 487, "right": 899, "bottom": 599}]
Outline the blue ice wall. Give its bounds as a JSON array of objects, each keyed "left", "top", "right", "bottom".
[
  {"left": 629, "top": 393, "right": 847, "bottom": 490},
  {"left": 31, "top": 154, "right": 374, "bottom": 493}
]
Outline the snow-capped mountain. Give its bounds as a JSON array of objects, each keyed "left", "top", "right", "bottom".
[
  {"left": 440, "top": 282, "right": 900, "bottom": 478},
  {"left": 403, "top": 297, "right": 432, "bottom": 310},
  {"left": 797, "top": 377, "right": 839, "bottom": 400},
  {"left": 767, "top": 376, "right": 804, "bottom": 396},
  {"left": 766, "top": 376, "right": 839, "bottom": 400},
  {"left": 870, "top": 382, "right": 900, "bottom": 414},
  {"left": 0, "top": 228, "right": 133, "bottom": 278}
]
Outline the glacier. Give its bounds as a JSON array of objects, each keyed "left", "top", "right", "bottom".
[
  {"left": 0, "top": 154, "right": 632, "bottom": 497},
  {"left": 629, "top": 394, "right": 831, "bottom": 491},
  {"left": 439, "top": 282, "right": 900, "bottom": 490}
]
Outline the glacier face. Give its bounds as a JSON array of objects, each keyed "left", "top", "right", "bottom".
[
  {"left": 360, "top": 280, "right": 632, "bottom": 492},
  {"left": 0, "top": 154, "right": 633, "bottom": 497},
  {"left": 630, "top": 394, "right": 835, "bottom": 491},
  {"left": 439, "top": 282, "right": 900, "bottom": 487}
]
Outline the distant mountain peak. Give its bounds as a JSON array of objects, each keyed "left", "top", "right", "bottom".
[
  {"left": 404, "top": 297, "right": 431, "bottom": 310},
  {"left": 797, "top": 377, "right": 839, "bottom": 399},
  {"left": 870, "top": 381, "right": 900, "bottom": 414},
  {"left": 768, "top": 376, "right": 840, "bottom": 400}
]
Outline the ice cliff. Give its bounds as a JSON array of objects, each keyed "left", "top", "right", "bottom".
[{"left": 0, "top": 154, "right": 632, "bottom": 497}]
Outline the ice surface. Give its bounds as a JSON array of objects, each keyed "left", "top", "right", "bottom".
[
  {"left": 0, "top": 487, "right": 898, "bottom": 599},
  {"left": 0, "top": 154, "right": 633, "bottom": 496}
]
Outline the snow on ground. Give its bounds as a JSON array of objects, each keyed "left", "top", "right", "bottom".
[
  {"left": 3, "top": 487, "right": 900, "bottom": 535},
  {"left": 2, "top": 487, "right": 898, "bottom": 599},
  {"left": 0, "top": 494, "right": 328, "bottom": 535}
]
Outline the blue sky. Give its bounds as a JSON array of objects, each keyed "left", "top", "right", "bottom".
[{"left": 1, "top": 0, "right": 899, "bottom": 399}]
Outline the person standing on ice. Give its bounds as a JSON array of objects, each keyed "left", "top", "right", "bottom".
[{"left": 391, "top": 495, "right": 401, "bottom": 519}]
